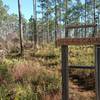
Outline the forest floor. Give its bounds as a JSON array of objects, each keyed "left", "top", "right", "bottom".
[
  {"left": 27, "top": 58, "right": 95, "bottom": 100},
  {"left": 25, "top": 50, "right": 95, "bottom": 100},
  {"left": 69, "top": 81, "right": 95, "bottom": 100},
  {"left": 0, "top": 45, "right": 96, "bottom": 100},
  {"left": 33, "top": 58, "right": 95, "bottom": 100},
  {"left": 41, "top": 81, "right": 95, "bottom": 100},
  {"left": 23, "top": 48, "right": 96, "bottom": 100}
]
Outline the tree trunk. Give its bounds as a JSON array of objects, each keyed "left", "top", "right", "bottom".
[
  {"left": 18, "top": 0, "right": 23, "bottom": 55},
  {"left": 65, "top": 0, "right": 68, "bottom": 38},
  {"left": 55, "top": 0, "right": 58, "bottom": 43},
  {"left": 58, "top": 0, "right": 62, "bottom": 38},
  {"left": 33, "top": 0, "right": 37, "bottom": 48},
  {"left": 47, "top": 0, "right": 50, "bottom": 43},
  {"left": 41, "top": 3, "right": 44, "bottom": 44}
]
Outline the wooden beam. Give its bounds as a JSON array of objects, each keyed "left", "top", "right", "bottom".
[
  {"left": 66, "top": 24, "right": 97, "bottom": 29},
  {"left": 56, "top": 37, "right": 100, "bottom": 46}
]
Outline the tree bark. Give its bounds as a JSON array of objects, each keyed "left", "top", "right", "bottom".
[
  {"left": 65, "top": 0, "right": 68, "bottom": 38},
  {"left": 18, "top": 0, "right": 23, "bottom": 55},
  {"left": 33, "top": 0, "right": 37, "bottom": 48},
  {"left": 55, "top": 0, "right": 58, "bottom": 43}
]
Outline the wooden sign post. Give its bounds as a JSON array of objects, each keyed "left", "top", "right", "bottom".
[
  {"left": 56, "top": 37, "right": 100, "bottom": 100},
  {"left": 61, "top": 45, "right": 69, "bottom": 100},
  {"left": 96, "top": 45, "right": 100, "bottom": 100}
]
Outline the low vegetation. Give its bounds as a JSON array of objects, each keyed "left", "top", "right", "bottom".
[
  {"left": 0, "top": 44, "right": 96, "bottom": 99},
  {"left": 0, "top": 58, "right": 61, "bottom": 99}
]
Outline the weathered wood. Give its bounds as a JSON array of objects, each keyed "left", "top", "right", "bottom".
[
  {"left": 66, "top": 24, "right": 97, "bottom": 29},
  {"left": 56, "top": 37, "right": 100, "bottom": 46},
  {"left": 95, "top": 45, "right": 100, "bottom": 100},
  {"left": 61, "top": 45, "right": 69, "bottom": 100}
]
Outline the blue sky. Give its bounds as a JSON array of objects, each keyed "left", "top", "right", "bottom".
[
  {"left": 3, "top": 0, "right": 85, "bottom": 20},
  {"left": 3, "top": 0, "right": 33, "bottom": 20}
]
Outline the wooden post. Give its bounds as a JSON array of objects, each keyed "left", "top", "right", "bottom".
[
  {"left": 95, "top": 45, "right": 100, "bottom": 100},
  {"left": 61, "top": 45, "right": 69, "bottom": 100}
]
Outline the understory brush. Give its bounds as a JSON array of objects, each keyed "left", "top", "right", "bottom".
[
  {"left": 0, "top": 45, "right": 96, "bottom": 99},
  {"left": 0, "top": 58, "right": 61, "bottom": 99}
]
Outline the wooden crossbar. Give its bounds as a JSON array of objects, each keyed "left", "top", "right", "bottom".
[
  {"left": 56, "top": 37, "right": 100, "bottom": 46},
  {"left": 66, "top": 24, "right": 97, "bottom": 29},
  {"left": 69, "top": 65, "right": 95, "bottom": 69}
]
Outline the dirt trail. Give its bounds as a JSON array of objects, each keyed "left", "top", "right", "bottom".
[
  {"left": 42, "top": 80, "right": 95, "bottom": 100},
  {"left": 69, "top": 81, "right": 95, "bottom": 100}
]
